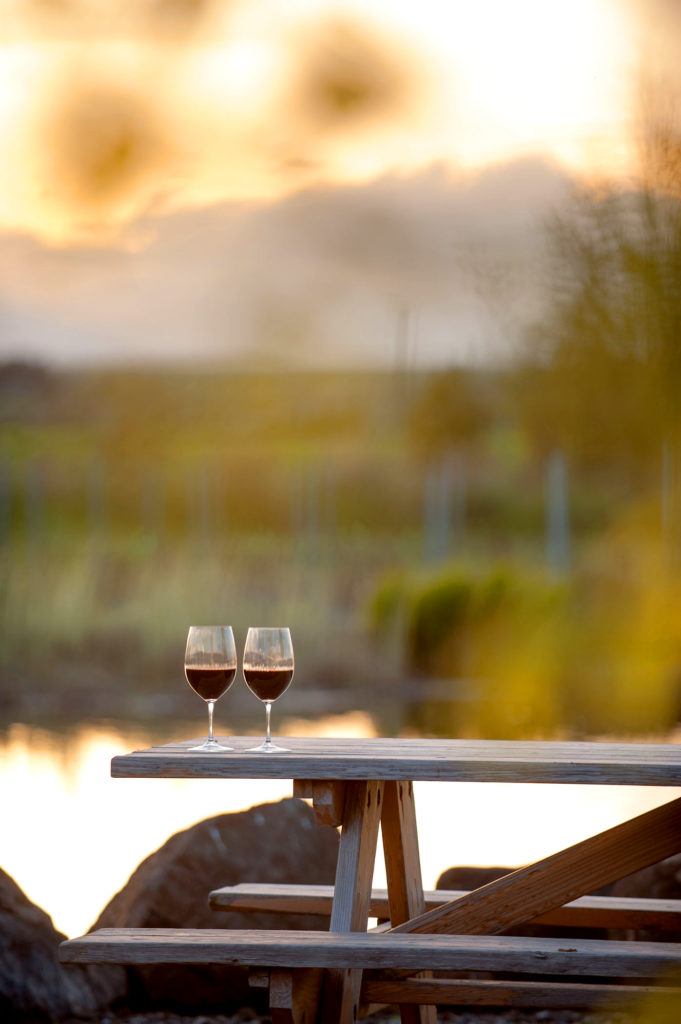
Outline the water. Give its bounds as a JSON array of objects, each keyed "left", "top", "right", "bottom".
[{"left": 1, "top": 716, "right": 678, "bottom": 939}]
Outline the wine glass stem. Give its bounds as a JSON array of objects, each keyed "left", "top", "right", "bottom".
[
  {"left": 265, "top": 701, "right": 272, "bottom": 746},
  {"left": 207, "top": 700, "right": 215, "bottom": 743}
]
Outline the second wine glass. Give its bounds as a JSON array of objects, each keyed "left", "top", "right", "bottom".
[{"left": 243, "top": 627, "right": 294, "bottom": 753}]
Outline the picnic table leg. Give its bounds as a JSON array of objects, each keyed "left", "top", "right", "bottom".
[
  {"left": 269, "top": 967, "right": 324, "bottom": 1024},
  {"left": 271, "top": 780, "right": 351, "bottom": 1024},
  {"left": 321, "top": 779, "right": 385, "bottom": 1024},
  {"left": 381, "top": 780, "right": 437, "bottom": 1024}
]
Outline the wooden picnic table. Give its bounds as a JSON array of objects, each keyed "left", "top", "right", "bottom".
[{"left": 63, "top": 737, "right": 681, "bottom": 1023}]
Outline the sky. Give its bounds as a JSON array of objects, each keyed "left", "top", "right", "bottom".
[{"left": 0, "top": 0, "right": 675, "bottom": 368}]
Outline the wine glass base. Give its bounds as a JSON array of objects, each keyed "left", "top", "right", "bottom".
[
  {"left": 246, "top": 741, "right": 289, "bottom": 753},
  {"left": 189, "top": 740, "right": 233, "bottom": 752}
]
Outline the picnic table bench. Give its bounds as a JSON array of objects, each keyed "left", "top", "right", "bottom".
[
  {"left": 209, "top": 880, "right": 681, "bottom": 930},
  {"left": 59, "top": 736, "right": 681, "bottom": 1023}
]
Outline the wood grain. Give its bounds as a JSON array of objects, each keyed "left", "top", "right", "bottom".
[
  {"left": 391, "top": 795, "right": 681, "bottom": 936},
  {"left": 59, "top": 928, "right": 681, "bottom": 976},
  {"left": 209, "top": 883, "right": 681, "bottom": 931},
  {"left": 111, "top": 737, "right": 681, "bottom": 785},
  {"left": 322, "top": 780, "right": 384, "bottom": 1024},
  {"left": 269, "top": 967, "right": 323, "bottom": 1024},
  {"left": 328, "top": 781, "right": 384, "bottom": 933},
  {"left": 381, "top": 780, "right": 436, "bottom": 1024},
  {"left": 293, "top": 780, "right": 347, "bottom": 827},
  {"left": 361, "top": 976, "right": 681, "bottom": 1008}
]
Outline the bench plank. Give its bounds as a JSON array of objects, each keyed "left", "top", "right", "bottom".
[
  {"left": 361, "top": 976, "right": 680, "bottom": 1008},
  {"left": 209, "top": 883, "right": 681, "bottom": 931},
  {"left": 59, "top": 928, "right": 681, "bottom": 977}
]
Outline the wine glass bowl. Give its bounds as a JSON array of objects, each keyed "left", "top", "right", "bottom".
[
  {"left": 184, "top": 625, "right": 237, "bottom": 751},
  {"left": 243, "top": 627, "right": 294, "bottom": 753}
]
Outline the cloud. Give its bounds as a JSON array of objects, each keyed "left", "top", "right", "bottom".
[
  {"left": 0, "top": 9, "right": 446, "bottom": 242},
  {"left": 0, "top": 156, "right": 571, "bottom": 368},
  {"left": 42, "top": 81, "right": 173, "bottom": 212},
  {"left": 1, "top": 0, "right": 227, "bottom": 42},
  {"left": 285, "top": 17, "right": 420, "bottom": 134}
]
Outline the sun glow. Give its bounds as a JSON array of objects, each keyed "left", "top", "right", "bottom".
[
  {"left": 0, "top": 0, "right": 640, "bottom": 242},
  {"left": 344, "top": 0, "right": 637, "bottom": 173}
]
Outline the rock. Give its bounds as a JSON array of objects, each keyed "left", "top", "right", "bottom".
[
  {"left": 93, "top": 798, "right": 339, "bottom": 1013},
  {"left": 437, "top": 865, "right": 514, "bottom": 892},
  {"left": 0, "top": 866, "right": 126, "bottom": 1023}
]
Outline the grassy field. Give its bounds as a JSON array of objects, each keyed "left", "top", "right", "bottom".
[{"left": 0, "top": 365, "right": 675, "bottom": 738}]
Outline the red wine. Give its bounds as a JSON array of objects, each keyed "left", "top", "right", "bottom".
[
  {"left": 244, "top": 667, "right": 293, "bottom": 702},
  {"left": 185, "top": 665, "right": 236, "bottom": 701}
]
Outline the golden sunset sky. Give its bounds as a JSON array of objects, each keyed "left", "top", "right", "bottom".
[
  {"left": 0, "top": 0, "right": 677, "bottom": 365},
  {"left": 0, "top": 0, "right": 649, "bottom": 241}
]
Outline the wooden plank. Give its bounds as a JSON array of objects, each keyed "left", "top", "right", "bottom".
[
  {"left": 58, "top": 928, "right": 681, "bottom": 976},
  {"left": 382, "top": 782, "right": 427, "bottom": 929},
  {"left": 327, "top": 781, "right": 385, "bottom": 933},
  {"left": 322, "top": 779, "right": 384, "bottom": 1024},
  {"left": 391, "top": 795, "right": 681, "bottom": 936},
  {"left": 209, "top": 883, "right": 681, "bottom": 931},
  {"left": 248, "top": 970, "right": 270, "bottom": 989},
  {"left": 270, "top": 968, "right": 323, "bottom": 1024},
  {"left": 210, "top": 882, "right": 336, "bottom": 914},
  {"left": 361, "top": 976, "right": 681, "bottom": 1008},
  {"left": 533, "top": 895, "right": 681, "bottom": 932},
  {"left": 293, "top": 780, "right": 347, "bottom": 827},
  {"left": 381, "top": 780, "right": 436, "bottom": 1024},
  {"left": 110, "top": 737, "right": 681, "bottom": 785}
]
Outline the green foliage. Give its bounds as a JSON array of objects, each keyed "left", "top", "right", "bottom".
[
  {"left": 404, "top": 565, "right": 562, "bottom": 681},
  {"left": 407, "top": 573, "right": 474, "bottom": 676},
  {"left": 370, "top": 544, "right": 681, "bottom": 739},
  {"left": 407, "top": 370, "right": 491, "bottom": 457},
  {"left": 3, "top": 366, "right": 679, "bottom": 738},
  {"left": 521, "top": 183, "right": 681, "bottom": 467},
  {"left": 368, "top": 571, "right": 409, "bottom": 635}
]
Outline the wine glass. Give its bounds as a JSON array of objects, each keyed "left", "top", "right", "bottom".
[
  {"left": 184, "top": 626, "right": 237, "bottom": 751},
  {"left": 243, "top": 627, "right": 294, "bottom": 753}
]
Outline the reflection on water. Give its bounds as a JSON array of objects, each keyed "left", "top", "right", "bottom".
[
  {"left": 1, "top": 717, "right": 678, "bottom": 939},
  {"left": 1, "top": 721, "right": 291, "bottom": 939},
  {"left": 280, "top": 711, "right": 376, "bottom": 738}
]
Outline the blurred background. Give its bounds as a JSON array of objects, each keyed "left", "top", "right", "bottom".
[{"left": 2, "top": 0, "right": 681, "bottom": 938}]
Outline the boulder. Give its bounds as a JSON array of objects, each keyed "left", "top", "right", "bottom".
[
  {"left": 437, "top": 865, "right": 514, "bottom": 892},
  {"left": 0, "top": 866, "right": 126, "bottom": 1023},
  {"left": 93, "top": 798, "right": 339, "bottom": 1013}
]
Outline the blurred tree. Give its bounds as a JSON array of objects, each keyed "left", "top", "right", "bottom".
[
  {"left": 517, "top": 185, "right": 680, "bottom": 468},
  {"left": 407, "top": 371, "right": 488, "bottom": 458},
  {"left": 408, "top": 372, "right": 488, "bottom": 561},
  {"left": 519, "top": 79, "right": 681, "bottom": 470}
]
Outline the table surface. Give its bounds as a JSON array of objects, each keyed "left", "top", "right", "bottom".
[{"left": 111, "top": 736, "right": 681, "bottom": 785}]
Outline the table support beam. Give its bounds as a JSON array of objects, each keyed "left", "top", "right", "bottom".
[
  {"left": 381, "top": 780, "right": 437, "bottom": 1024},
  {"left": 321, "top": 780, "right": 384, "bottom": 1024},
  {"left": 391, "top": 794, "right": 681, "bottom": 937},
  {"left": 269, "top": 967, "right": 324, "bottom": 1024},
  {"left": 293, "top": 779, "right": 346, "bottom": 827}
]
